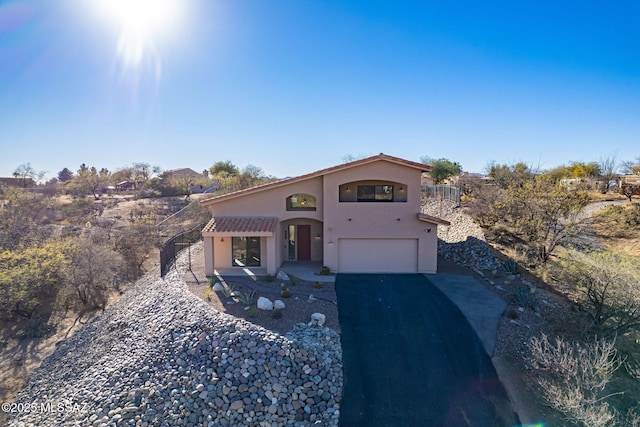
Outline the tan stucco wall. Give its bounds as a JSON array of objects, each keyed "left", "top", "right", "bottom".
[
  {"left": 322, "top": 161, "right": 438, "bottom": 273},
  {"left": 206, "top": 177, "right": 323, "bottom": 221},
  {"left": 203, "top": 160, "right": 439, "bottom": 274},
  {"left": 203, "top": 178, "right": 323, "bottom": 275}
]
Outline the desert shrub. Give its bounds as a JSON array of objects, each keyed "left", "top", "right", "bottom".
[
  {"left": 23, "top": 316, "right": 56, "bottom": 338},
  {"left": 289, "top": 275, "right": 299, "bottom": 285},
  {"left": 553, "top": 249, "right": 640, "bottom": 338},
  {"left": 66, "top": 233, "right": 124, "bottom": 310},
  {"left": 264, "top": 274, "right": 274, "bottom": 283},
  {"left": 319, "top": 266, "right": 331, "bottom": 275},
  {"left": 595, "top": 204, "right": 640, "bottom": 236},
  {"left": 528, "top": 334, "right": 620, "bottom": 427},
  {"left": 313, "top": 281, "right": 323, "bottom": 289},
  {"left": 272, "top": 309, "right": 283, "bottom": 319},
  {"left": 204, "top": 288, "right": 213, "bottom": 301},
  {"left": 467, "top": 175, "right": 590, "bottom": 264}
]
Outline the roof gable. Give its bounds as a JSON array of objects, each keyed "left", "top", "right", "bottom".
[{"left": 201, "top": 153, "right": 430, "bottom": 206}]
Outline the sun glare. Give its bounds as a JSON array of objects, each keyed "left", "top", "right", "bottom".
[{"left": 94, "top": 0, "right": 180, "bottom": 66}]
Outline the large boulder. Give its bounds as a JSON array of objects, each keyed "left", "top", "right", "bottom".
[
  {"left": 309, "top": 312, "right": 326, "bottom": 327},
  {"left": 276, "top": 270, "right": 290, "bottom": 281},
  {"left": 273, "top": 300, "right": 286, "bottom": 310},
  {"left": 257, "top": 297, "right": 274, "bottom": 311}
]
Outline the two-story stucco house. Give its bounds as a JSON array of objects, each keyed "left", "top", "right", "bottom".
[{"left": 200, "top": 154, "right": 449, "bottom": 276}]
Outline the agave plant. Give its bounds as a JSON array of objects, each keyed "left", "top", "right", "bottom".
[{"left": 236, "top": 290, "right": 256, "bottom": 306}]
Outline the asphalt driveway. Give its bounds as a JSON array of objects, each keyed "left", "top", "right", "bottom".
[{"left": 335, "top": 274, "right": 518, "bottom": 427}]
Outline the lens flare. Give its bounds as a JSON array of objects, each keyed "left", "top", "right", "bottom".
[{"left": 94, "top": 0, "right": 180, "bottom": 66}]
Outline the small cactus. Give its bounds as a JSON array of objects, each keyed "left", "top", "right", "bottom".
[{"left": 280, "top": 288, "right": 292, "bottom": 298}]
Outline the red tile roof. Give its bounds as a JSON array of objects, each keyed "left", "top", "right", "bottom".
[
  {"left": 201, "top": 153, "right": 432, "bottom": 206},
  {"left": 417, "top": 213, "right": 451, "bottom": 226},
  {"left": 203, "top": 216, "right": 279, "bottom": 233}
]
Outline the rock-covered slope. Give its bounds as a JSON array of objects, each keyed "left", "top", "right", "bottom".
[
  {"left": 423, "top": 200, "right": 500, "bottom": 271},
  {"left": 8, "top": 261, "right": 342, "bottom": 427}
]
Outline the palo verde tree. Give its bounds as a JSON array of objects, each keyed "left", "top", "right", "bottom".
[
  {"left": 420, "top": 156, "right": 462, "bottom": 184},
  {"left": 485, "top": 161, "right": 536, "bottom": 189},
  {"left": 67, "top": 164, "right": 111, "bottom": 199},
  {"left": 0, "top": 239, "right": 71, "bottom": 319}
]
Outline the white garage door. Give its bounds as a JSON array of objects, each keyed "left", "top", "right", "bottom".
[{"left": 338, "top": 238, "right": 419, "bottom": 273}]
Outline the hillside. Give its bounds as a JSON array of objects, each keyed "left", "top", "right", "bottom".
[{"left": 7, "top": 253, "right": 343, "bottom": 427}]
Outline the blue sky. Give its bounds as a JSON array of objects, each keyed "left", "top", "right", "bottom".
[{"left": 1, "top": 0, "right": 639, "bottom": 180}]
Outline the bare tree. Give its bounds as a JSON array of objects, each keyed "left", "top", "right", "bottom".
[
  {"left": 619, "top": 156, "right": 640, "bottom": 175},
  {"left": 13, "top": 163, "right": 45, "bottom": 187},
  {"left": 133, "top": 162, "right": 162, "bottom": 184},
  {"left": 597, "top": 153, "right": 619, "bottom": 193},
  {"left": 67, "top": 233, "right": 123, "bottom": 309}
]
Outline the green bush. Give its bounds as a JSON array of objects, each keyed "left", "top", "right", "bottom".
[
  {"left": 319, "top": 266, "right": 331, "bottom": 275},
  {"left": 272, "top": 309, "right": 283, "bottom": 319},
  {"left": 313, "top": 281, "right": 323, "bottom": 289}
]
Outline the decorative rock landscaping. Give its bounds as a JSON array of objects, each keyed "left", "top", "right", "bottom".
[
  {"left": 423, "top": 200, "right": 501, "bottom": 271},
  {"left": 8, "top": 256, "right": 343, "bottom": 427}
]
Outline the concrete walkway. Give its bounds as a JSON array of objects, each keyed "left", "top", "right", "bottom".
[{"left": 426, "top": 273, "right": 507, "bottom": 356}]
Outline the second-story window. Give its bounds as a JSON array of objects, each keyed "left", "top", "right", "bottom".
[{"left": 357, "top": 185, "right": 394, "bottom": 202}]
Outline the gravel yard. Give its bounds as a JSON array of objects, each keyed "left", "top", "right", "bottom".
[{"left": 184, "top": 244, "right": 340, "bottom": 334}]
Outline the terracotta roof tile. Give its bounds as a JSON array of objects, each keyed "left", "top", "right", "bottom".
[
  {"left": 203, "top": 216, "right": 278, "bottom": 233},
  {"left": 417, "top": 213, "right": 451, "bottom": 226}
]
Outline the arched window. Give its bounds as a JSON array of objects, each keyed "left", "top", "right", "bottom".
[{"left": 286, "top": 193, "right": 316, "bottom": 211}]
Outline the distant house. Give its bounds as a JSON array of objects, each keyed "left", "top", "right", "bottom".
[
  {"left": 0, "top": 177, "right": 36, "bottom": 189},
  {"left": 200, "top": 154, "right": 449, "bottom": 276},
  {"left": 166, "top": 168, "right": 202, "bottom": 180}
]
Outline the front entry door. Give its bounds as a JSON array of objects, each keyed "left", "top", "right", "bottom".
[{"left": 297, "top": 225, "right": 311, "bottom": 261}]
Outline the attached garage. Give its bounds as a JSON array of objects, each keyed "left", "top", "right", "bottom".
[{"left": 338, "top": 238, "right": 419, "bottom": 273}]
